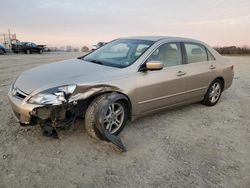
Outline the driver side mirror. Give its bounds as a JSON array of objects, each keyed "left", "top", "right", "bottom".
[{"left": 145, "top": 61, "right": 164, "bottom": 71}]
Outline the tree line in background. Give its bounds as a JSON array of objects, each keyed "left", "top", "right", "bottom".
[
  {"left": 214, "top": 46, "right": 250, "bottom": 55},
  {"left": 47, "top": 45, "right": 250, "bottom": 55}
]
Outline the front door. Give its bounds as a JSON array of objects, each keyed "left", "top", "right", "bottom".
[
  {"left": 136, "top": 42, "right": 192, "bottom": 114},
  {"left": 135, "top": 42, "right": 216, "bottom": 114}
]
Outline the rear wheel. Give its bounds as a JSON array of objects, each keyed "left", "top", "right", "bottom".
[
  {"left": 85, "top": 94, "right": 128, "bottom": 139},
  {"left": 39, "top": 49, "right": 43, "bottom": 54},
  {"left": 202, "top": 79, "right": 222, "bottom": 106}
]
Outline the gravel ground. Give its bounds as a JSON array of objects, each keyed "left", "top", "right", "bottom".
[{"left": 0, "top": 53, "right": 249, "bottom": 188}]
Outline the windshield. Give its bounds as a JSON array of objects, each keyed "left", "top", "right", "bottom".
[
  {"left": 15, "top": 42, "right": 26, "bottom": 46},
  {"left": 83, "top": 39, "right": 154, "bottom": 68}
]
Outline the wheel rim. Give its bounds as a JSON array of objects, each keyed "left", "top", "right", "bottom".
[
  {"left": 27, "top": 50, "right": 30, "bottom": 54},
  {"left": 209, "top": 82, "right": 221, "bottom": 103},
  {"left": 103, "top": 102, "right": 125, "bottom": 134}
]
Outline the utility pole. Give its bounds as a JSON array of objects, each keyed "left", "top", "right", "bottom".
[
  {"left": 3, "top": 34, "right": 6, "bottom": 45},
  {"left": 8, "top": 28, "right": 11, "bottom": 49}
]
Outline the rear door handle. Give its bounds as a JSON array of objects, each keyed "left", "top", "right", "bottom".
[
  {"left": 176, "top": 71, "right": 186, "bottom": 76},
  {"left": 210, "top": 65, "right": 216, "bottom": 70}
]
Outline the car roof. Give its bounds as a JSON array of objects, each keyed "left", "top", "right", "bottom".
[
  {"left": 120, "top": 36, "right": 204, "bottom": 44},
  {"left": 120, "top": 36, "right": 165, "bottom": 41}
]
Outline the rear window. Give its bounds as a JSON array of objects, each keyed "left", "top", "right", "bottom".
[{"left": 184, "top": 43, "right": 207, "bottom": 63}]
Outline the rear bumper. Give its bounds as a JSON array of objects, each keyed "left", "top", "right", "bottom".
[
  {"left": 224, "top": 68, "right": 234, "bottom": 90},
  {"left": 8, "top": 91, "right": 41, "bottom": 124}
]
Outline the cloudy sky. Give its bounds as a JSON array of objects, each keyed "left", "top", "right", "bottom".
[{"left": 0, "top": 0, "right": 249, "bottom": 47}]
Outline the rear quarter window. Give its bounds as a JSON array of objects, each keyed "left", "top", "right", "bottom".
[{"left": 207, "top": 50, "right": 216, "bottom": 61}]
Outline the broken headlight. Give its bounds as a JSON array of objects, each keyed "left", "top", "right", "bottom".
[{"left": 28, "top": 85, "right": 76, "bottom": 105}]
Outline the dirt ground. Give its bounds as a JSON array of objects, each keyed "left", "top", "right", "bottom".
[{"left": 0, "top": 52, "right": 249, "bottom": 188}]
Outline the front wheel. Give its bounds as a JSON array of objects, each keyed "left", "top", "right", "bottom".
[
  {"left": 26, "top": 49, "right": 31, "bottom": 54},
  {"left": 202, "top": 79, "right": 223, "bottom": 106},
  {"left": 85, "top": 94, "right": 128, "bottom": 139},
  {"left": 39, "top": 49, "right": 43, "bottom": 54}
]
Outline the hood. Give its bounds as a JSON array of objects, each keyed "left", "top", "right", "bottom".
[{"left": 14, "top": 58, "right": 117, "bottom": 94}]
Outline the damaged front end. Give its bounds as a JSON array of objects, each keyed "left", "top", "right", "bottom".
[
  {"left": 27, "top": 85, "right": 79, "bottom": 138},
  {"left": 31, "top": 102, "right": 78, "bottom": 138},
  {"left": 9, "top": 84, "right": 127, "bottom": 151}
]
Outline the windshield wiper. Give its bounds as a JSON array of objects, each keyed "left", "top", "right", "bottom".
[{"left": 87, "top": 59, "right": 104, "bottom": 65}]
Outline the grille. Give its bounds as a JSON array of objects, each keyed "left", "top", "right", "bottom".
[
  {"left": 15, "top": 91, "right": 27, "bottom": 99},
  {"left": 13, "top": 88, "right": 28, "bottom": 99}
]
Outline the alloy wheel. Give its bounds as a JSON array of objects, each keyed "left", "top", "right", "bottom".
[
  {"left": 209, "top": 82, "right": 221, "bottom": 103},
  {"left": 103, "top": 102, "right": 125, "bottom": 134}
]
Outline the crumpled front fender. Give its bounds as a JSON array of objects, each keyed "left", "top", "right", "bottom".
[{"left": 69, "top": 85, "right": 122, "bottom": 102}]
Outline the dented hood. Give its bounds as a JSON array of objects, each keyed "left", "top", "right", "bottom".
[{"left": 14, "top": 58, "right": 117, "bottom": 94}]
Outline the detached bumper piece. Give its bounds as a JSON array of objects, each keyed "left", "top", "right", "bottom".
[
  {"left": 93, "top": 96, "right": 127, "bottom": 152},
  {"left": 42, "top": 123, "right": 59, "bottom": 139}
]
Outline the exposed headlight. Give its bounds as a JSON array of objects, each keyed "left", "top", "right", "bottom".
[{"left": 28, "top": 85, "right": 76, "bottom": 105}]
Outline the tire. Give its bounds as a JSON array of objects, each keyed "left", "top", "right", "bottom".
[
  {"left": 39, "top": 49, "right": 43, "bottom": 54},
  {"left": 0, "top": 49, "right": 4, "bottom": 55},
  {"left": 26, "top": 49, "right": 31, "bottom": 54},
  {"left": 202, "top": 79, "right": 223, "bottom": 106},
  {"left": 85, "top": 93, "right": 128, "bottom": 139}
]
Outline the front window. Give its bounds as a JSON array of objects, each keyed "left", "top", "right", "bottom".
[
  {"left": 83, "top": 39, "right": 154, "bottom": 68},
  {"left": 148, "top": 43, "right": 182, "bottom": 67}
]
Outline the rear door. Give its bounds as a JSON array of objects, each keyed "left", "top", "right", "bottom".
[
  {"left": 25, "top": 43, "right": 32, "bottom": 52},
  {"left": 180, "top": 42, "right": 216, "bottom": 99}
]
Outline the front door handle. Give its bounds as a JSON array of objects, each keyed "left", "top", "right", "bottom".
[
  {"left": 176, "top": 71, "right": 186, "bottom": 76},
  {"left": 210, "top": 65, "right": 216, "bottom": 70}
]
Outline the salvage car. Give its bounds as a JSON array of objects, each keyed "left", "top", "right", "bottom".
[
  {"left": 8, "top": 36, "right": 234, "bottom": 140},
  {"left": 12, "top": 42, "right": 45, "bottom": 54}
]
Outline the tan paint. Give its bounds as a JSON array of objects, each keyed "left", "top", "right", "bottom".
[{"left": 8, "top": 36, "right": 234, "bottom": 124}]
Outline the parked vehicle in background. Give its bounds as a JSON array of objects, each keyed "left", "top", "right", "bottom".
[
  {"left": 12, "top": 42, "right": 45, "bottom": 54},
  {"left": 8, "top": 36, "right": 234, "bottom": 140},
  {"left": 0, "top": 44, "right": 6, "bottom": 54},
  {"left": 43, "top": 47, "right": 51, "bottom": 52},
  {"left": 91, "top": 42, "right": 106, "bottom": 51}
]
